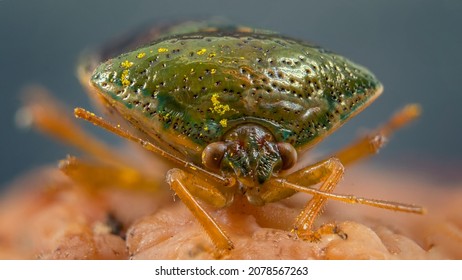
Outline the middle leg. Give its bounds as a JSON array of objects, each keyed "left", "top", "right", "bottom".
[{"left": 332, "top": 104, "right": 421, "bottom": 166}]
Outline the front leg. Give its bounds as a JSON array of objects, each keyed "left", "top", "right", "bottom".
[
  {"left": 257, "top": 158, "right": 345, "bottom": 240},
  {"left": 166, "top": 168, "right": 235, "bottom": 254},
  {"left": 286, "top": 158, "right": 345, "bottom": 239}
]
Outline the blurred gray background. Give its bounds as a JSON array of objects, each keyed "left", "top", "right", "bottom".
[{"left": 1, "top": 0, "right": 461, "bottom": 189}]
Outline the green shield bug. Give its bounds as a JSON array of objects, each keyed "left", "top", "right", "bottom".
[{"left": 69, "top": 20, "right": 424, "bottom": 253}]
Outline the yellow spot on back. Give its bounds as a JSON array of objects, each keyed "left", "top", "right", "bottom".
[
  {"left": 208, "top": 52, "right": 216, "bottom": 58},
  {"left": 136, "top": 52, "right": 146, "bottom": 59},
  {"left": 121, "top": 60, "right": 134, "bottom": 68},
  {"left": 219, "top": 119, "right": 228, "bottom": 127},
  {"left": 121, "top": 69, "right": 130, "bottom": 87},
  {"left": 210, "top": 93, "right": 231, "bottom": 115},
  {"left": 196, "top": 48, "right": 207, "bottom": 55},
  {"left": 158, "top": 48, "right": 169, "bottom": 53},
  {"left": 211, "top": 68, "right": 216, "bottom": 74}
]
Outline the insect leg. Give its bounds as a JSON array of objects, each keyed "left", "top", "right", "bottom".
[
  {"left": 284, "top": 157, "right": 344, "bottom": 239},
  {"left": 18, "top": 87, "right": 165, "bottom": 191},
  {"left": 264, "top": 155, "right": 424, "bottom": 240},
  {"left": 332, "top": 104, "right": 421, "bottom": 166},
  {"left": 166, "top": 168, "right": 235, "bottom": 253},
  {"left": 17, "top": 86, "right": 122, "bottom": 164},
  {"left": 73, "top": 106, "right": 242, "bottom": 246},
  {"left": 59, "top": 156, "right": 164, "bottom": 192}
]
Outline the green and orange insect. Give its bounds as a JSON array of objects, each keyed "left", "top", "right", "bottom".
[{"left": 69, "top": 21, "right": 424, "bottom": 253}]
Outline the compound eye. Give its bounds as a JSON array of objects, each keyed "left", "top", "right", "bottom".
[
  {"left": 277, "top": 142, "right": 297, "bottom": 170},
  {"left": 202, "top": 142, "right": 227, "bottom": 170}
]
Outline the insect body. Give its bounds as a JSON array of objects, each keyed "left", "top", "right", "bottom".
[
  {"left": 92, "top": 28, "right": 380, "bottom": 193},
  {"left": 76, "top": 22, "right": 423, "bottom": 253}
]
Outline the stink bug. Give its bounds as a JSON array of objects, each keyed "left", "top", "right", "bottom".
[{"left": 32, "top": 20, "right": 425, "bottom": 253}]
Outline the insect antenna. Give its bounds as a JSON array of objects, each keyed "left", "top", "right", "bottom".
[
  {"left": 276, "top": 179, "right": 425, "bottom": 214},
  {"left": 74, "top": 107, "right": 235, "bottom": 187}
]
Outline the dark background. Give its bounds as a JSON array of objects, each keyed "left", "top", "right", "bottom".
[{"left": 1, "top": 0, "right": 461, "bottom": 189}]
